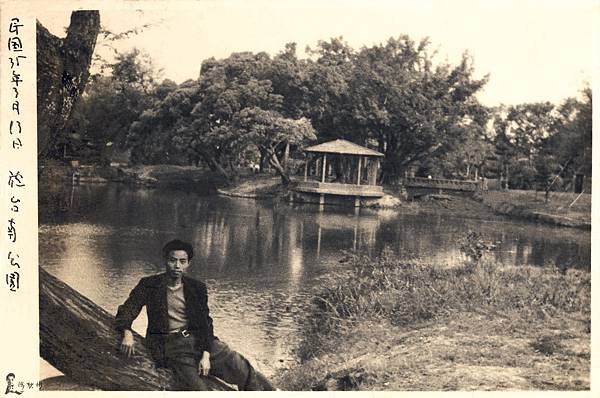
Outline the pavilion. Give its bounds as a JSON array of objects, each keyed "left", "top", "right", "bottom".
[{"left": 292, "top": 139, "right": 385, "bottom": 207}]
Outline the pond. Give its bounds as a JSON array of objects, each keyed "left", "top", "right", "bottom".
[{"left": 39, "top": 183, "right": 590, "bottom": 377}]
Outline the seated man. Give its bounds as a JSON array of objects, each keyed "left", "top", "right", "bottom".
[{"left": 115, "top": 239, "right": 274, "bottom": 391}]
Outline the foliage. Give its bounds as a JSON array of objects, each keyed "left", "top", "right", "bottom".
[
  {"left": 487, "top": 88, "right": 592, "bottom": 190},
  {"left": 458, "top": 230, "right": 497, "bottom": 264},
  {"left": 304, "top": 37, "right": 490, "bottom": 182},
  {"left": 64, "top": 33, "right": 591, "bottom": 185},
  {"left": 126, "top": 35, "right": 491, "bottom": 181},
  {"left": 128, "top": 51, "right": 316, "bottom": 182},
  {"left": 61, "top": 48, "right": 167, "bottom": 163},
  {"left": 543, "top": 87, "right": 592, "bottom": 177},
  {"left": 298, "top": 247, "right": 590, "bottom": 361},
  {"left": 488, "top": 102, "right": 556, "bottom": 190},
  {"left": 435, "top": 126, "right": 494, "bottom": 179},
  {"left": 230, "top": 107, "right": 316, "bottom": 183}
]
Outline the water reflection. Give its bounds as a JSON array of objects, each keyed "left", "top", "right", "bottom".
[{"left": 39, "top": 184, "right": 591, "bottom": 375}]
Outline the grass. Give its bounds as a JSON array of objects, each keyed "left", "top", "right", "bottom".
[
  {"left": 277, "top": 313, "right": 590, "bottom": 391},
  {"left": 276, "top": 249, "right": 590, "bottom": 390},
  {"left": 217, "top": 174, "right": 283, "bottom": 198},
  {"left": 39, "top": 162, "right": 228, "bottom": 192},
  {"left": 482, "top": 189, "right": 591, "bottom": 226}
]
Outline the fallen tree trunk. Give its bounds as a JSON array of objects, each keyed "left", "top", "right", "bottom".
[{"left": 39, "top": 267, "right": 232, "bottom": 391}]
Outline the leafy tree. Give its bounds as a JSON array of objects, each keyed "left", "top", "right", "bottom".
[
  {"left": 491, "top": 121, "right": 517, "bottom": 190},
  {"left": 128, "top": 83, "right": 201, "bottom": 165},
  {"left": 64, "top": 48, "right": 165, "bottom": 163},
  {"left": 180, "top": 53, "right": 285, "bottom": 177},
  {"left": 506, "top": 103, "right": 556, "bottom": 161},
  {"left": 303, "top": 38, "right": 354, "bottom": 142},
  {"left": 110, "top": 48, "right": 160, "bottom": 93},
  {"left": 486, "top": 90, "right": 591, "bottom": 193},
  {"left": 303, "top": 36, "right": 489, "bottom": 182},
  {"left": 544, "top": 87, "right": 592, "bottom": 178},
  {"left": 437, "top": 127, "right": 494, "bottom": 179},
  {"left": 128, "top": 51, "right": 317, "bottom": 183},
  {"left": 230, "top": 107, "right": 316, "bottom": 184},
  {"left": 488, "top": 103, "right": 558, "bottom": 190}
]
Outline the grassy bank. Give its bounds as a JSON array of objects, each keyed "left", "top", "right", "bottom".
[
  {"left": 39, "top": 162, "right": 227, "bottom": 191},
  {"left": 216, "top": 175, "right": 283, "bottom": 198},
  {"left": 276, "top": 250, "right": 590, "bottom": 390},
  {"left": 215, "top": 177, "right": 592, "bottom": 230},
  {"left": 481, "top": 190, "right": 591, "bottom": 229}
]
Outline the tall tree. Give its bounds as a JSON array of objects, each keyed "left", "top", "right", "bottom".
[
  {"left": 128, "top": 36, "right": 489, "bottom": 183},
  {"left": 62, "top": 48, "right": 164, "bottom": 162},
  {"left": 544, "top": 87, "right": 592, "bottom": 177},
  {"left": 231, "top": 107, "right": 316, "bottom": 184},
  {"left": 303, "top": 36, "right": 489, "bottom": 182},
  {"left": 437, "top": 127, "right": 494, "bottom": 179},
  {"left": 37, "top": 10, "right": 100, "bottom": 158},
  {"left": 490, "top": 102, "right": 558, "bottom": 190},
  {"left": 128, "top": 51, "right": 317, "bottom": 182}
]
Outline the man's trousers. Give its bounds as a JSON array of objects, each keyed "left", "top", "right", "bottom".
[{"left": 162, "top": 333, "right": 274, "bottom": 391}]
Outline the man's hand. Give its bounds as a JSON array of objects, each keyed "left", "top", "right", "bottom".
[
  {"left": 198, "top": 351, "right": 211, "bottom": 376},
  {"left": 119, "top": 329, "right": 135, "bottom": 358}
]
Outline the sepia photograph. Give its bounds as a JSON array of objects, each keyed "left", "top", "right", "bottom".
[{"left": 2, "top": 0, "right": 596, "bottom": 393}]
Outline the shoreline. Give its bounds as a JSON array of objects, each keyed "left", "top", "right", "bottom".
[
  {"left": 213, "top": 175, "right": 591, "bottom": 230},
  {"left": 482, "top": 199, "right": 591, "bottom": 230},
  {"left": 275, "top": 253, "right": 590, "bottom": 391},
  {"left": 39, "top": 162, "right": 591, "bottom": 230}
]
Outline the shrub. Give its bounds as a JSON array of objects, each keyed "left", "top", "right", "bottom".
[
  {"left": 458, "top": 230, "right": 497, "bottom": 264},
  {"left": 531, "top": 335, "right": 563, "bottom": 356},
  {"left": 297, "top": 247, "right": 590, "bottom": 360}
]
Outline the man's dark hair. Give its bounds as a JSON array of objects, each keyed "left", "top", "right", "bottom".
[{"left": 162, "top": 239, "right": 194, "bottom": 260}]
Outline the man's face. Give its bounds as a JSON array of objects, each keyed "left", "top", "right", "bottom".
[{"left": 164, "top": 250, "right": 190, "bottom": 279}]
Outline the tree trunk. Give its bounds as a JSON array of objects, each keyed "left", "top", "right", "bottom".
[
  {"left": 39, "top": 268, "right": 232, "bottom": 391},
  {"left": 266, "top": 150, "right": 290, "bottom": 185},
  {"left": 37, "top": 11, "right": 101, "bottom": 158},
  {"left": 198, "top": 152, "right": 231, "bottom": 182},
  {"left": 259, "top": 151, "right": 266, "bottom": 173},
  {"left": 282, "top": 142, "right": 290, "bottom": 169},
  {"left": 382, "top": 143, "right": 443, "bottom": 183},
  {"left": 397, "top": 143, "right": 443, "bottom": 170}
]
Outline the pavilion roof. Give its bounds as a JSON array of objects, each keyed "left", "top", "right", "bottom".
[{"left": 303, "top": 139, "right": 384, "bottom": 157}]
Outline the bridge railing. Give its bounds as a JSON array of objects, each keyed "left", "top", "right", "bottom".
[{"left": 403, "top": 177, "right": 483, "bottom": 191}]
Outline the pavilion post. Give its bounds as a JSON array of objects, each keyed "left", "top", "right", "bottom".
[
  {"left": 304, "top": 155, "right": 309, "bottom": 182},
  {"left": 315, "top": 158, "right": 320, "bottom": 179},
  {"left": 321, "top": 154, "right": 327, "bottom": 183},
  {"left": 356, "top": 156, "right": 362, "bottom": 185},
  {"left": 370, "top": 159, "right": 380, "bottom": 185}
]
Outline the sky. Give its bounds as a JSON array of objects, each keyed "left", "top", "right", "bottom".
[{"left": 36, "top": 0, "right": 598, "bottom": 106}]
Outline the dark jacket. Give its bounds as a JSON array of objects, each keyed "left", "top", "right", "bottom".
[{"left": 115, "top": 273, "right": 215, "bottom": 364}]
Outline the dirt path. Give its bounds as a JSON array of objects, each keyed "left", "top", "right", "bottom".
[{"left": 277, "top": 311, "right": 589, "bottom": 391}]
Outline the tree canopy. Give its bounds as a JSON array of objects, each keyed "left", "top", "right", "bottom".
[
  {"left": 62, "top": 48, "right": 166, "bottom": 163},
  {"left": 50, "top": 32, "right": 591, "bottom": 190}
]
